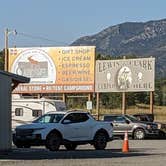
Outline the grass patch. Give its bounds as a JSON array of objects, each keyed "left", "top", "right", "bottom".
[{"left": 92, "top": 105, "right": 166, "bottom": 122}]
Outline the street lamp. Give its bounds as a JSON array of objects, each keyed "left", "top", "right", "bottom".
[{"left": 4, "top": 28, "right": 17, "bottom": 71}]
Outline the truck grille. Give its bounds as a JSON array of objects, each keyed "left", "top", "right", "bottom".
[
  {"left": 16, "top": 129, "right": 34, "bottom": 136},
  {"left": 152, "top": 124, "right": 158, "bottom": 130}
]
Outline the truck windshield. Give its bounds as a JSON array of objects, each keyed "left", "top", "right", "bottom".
[{"left": 33, "top": 113, "right": 65, "bottom": 123}]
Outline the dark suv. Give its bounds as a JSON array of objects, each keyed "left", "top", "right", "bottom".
[
  {"left": 133, "top": 114, "right": 154, "bottom": 122},
  {"left": 103, "top": 114, "right": 159, "bottom": 140},
  {"left": 133, "top": 113, "right": 166, "bottom": 138}
]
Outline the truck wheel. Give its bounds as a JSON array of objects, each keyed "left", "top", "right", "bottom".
[
  {"left": 159, "top": 130, "right": 166, "bottom": 139},
  {"left": 93, "top": 132, "right": 107, "bottom": 150},
  {"left": 64, "top": 143, "right": 77, "bottom": 150},
  {"left": 46, "top": 132, "right": 61, "bottom": 151},
  {"left": 133, "top": 128, "right": 145, "bottom": 140}
]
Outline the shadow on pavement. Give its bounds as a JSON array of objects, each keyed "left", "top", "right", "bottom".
[{"left": 0, "top": 148, "right": 158, "bottom": 160}]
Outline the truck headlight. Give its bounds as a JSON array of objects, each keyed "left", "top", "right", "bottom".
[
  {"left": 147, "top": 125, "right": 152, "bottom": 129},
  {"left": 157, "top": 124, "right": 161, "bottom": 129}
]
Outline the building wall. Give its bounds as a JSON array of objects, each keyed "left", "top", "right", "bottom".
[{"left": 0, "top": 74, "right": 12, "bottom": 151}]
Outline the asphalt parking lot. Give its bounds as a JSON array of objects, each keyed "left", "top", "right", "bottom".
[{"left": 0, "top": 139, "right": 166, "bottom": 166}]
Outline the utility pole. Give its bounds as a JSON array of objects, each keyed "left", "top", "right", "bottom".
[
  {"left": 4, "top": 28, "right": 17, "bottom": 71},
  {"left": 4, "top": 28, "right": 9, "bottom": 71}
]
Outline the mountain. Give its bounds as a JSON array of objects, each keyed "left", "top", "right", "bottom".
[{"left": 71, "top": 19, "right": 166, "bottom": 78}]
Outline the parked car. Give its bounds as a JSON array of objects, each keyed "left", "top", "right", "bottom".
[
  {"left": 103, "top": 114, "right": 158, "bottom": 140},
  {"left": 13, "top": 110, "right": 113, "bottom": 151},
  {"left": 133, "top": 113, "right": 166, "bottom": 138},
  {"left": 132, "top": 114, "right": 154, "bottom": 122}
]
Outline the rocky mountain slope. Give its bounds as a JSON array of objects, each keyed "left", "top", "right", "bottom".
[{"left": 71, "top": 19, "right": 166, "bottom": 78}]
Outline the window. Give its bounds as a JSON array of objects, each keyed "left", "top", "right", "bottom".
[
  {"left": 36, "top": 115, "right": 52, "bottom": 123},
  {"left": 63, "top": 113, "right": 89, "bottom": 123},
  {"left": 115, "top": 116, "right": 126, "bottom": 123},
  {"left": 32, "top": 110, "right": 42, "bottom": 117},
  {"left": 15, "top": 108, "right": 23, "bottom": 116},
  {"left": 33, "top": 113, "right": 65, "bottom": 123},
  {"left": 104, "top": 116, "right": 115, "bottom": 121},
  {"left": 104, "top": 115, "right": 126, "bottom": 123},
  {"left": 52, "top": 114, "right": 65, "bottom": 123}
]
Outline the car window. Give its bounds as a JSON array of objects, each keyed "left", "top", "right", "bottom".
[
  {"left": 35, "top": 115, "right": 52, "bottom": 123},
  {"left": 63, "top": 113, "right": 89, "bottom": 123},
  {"left": 104, "top": 115, "right": 126, "bottom": 123},
  {"left": 33, "top": 114, "right": 64, "bottom": 123},
  {"left": 52, "top": 114, "right": 65, "bottom": 123},
  {"left": 104, "top": 116, "right": 115, "bottom": 121},
  {"left": 115, "top": 116, "right": 126, "bottom": 123}
]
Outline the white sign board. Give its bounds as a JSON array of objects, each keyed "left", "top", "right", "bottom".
[
  {"left": 95, "top": 58, "right": 155, "bottom": 92},
  {"left": 86, "top": 101, "right": 92, "bottom": 110}
]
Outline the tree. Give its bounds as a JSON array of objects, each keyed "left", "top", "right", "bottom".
[{"left": 0, "top": 50, "right": 4, "bottom": 70}]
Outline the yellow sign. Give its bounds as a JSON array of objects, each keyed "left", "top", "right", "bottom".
[{"left": 8, "top": 46, "right": 95, "bottom": 93}]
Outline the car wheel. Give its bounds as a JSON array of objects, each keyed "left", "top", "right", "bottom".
[
  {"left": 159, "top": 130, "right": 166, "bottom": 139},
  {"left": 64, "top": 143, "right": 77, "bottom": 150},
  {"left": 46, "top": 132, "right": 61, "bottom": 151},
  {"left": 133, "top": 128, "right": 145, "bottom": 140},
  {"left": 93, "top": 132, "right": 107, "bottom": 150}
]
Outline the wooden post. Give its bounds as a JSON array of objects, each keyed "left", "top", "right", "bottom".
[
  {"left": 122, "top": 56, "right": 126, "bottom": 115},
  {"left": 122, "top": 92, "right": 126, "bottom": 114},
  {"left": 88, "top": 93, "right": 91, "bottom": 101},
  {"left": 96, "top": 92, "right": 100, "bottom": 120},
  {"left": 62, "top": 93, "right": 66, "bottom": 103},
  {"left": 150, "top": 91, "right": 154, "bottom": 114},
  {"left": 37, "top": 94, "right": 41, "bottom": 99}
]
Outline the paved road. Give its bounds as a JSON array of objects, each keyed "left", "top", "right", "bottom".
[{"left": 0, "top": 139, "right": 166, "bottom": 166}]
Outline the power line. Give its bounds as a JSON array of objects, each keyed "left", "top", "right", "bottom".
[{"left": 17, "top": 32, "right": 69, "bottom": 45}]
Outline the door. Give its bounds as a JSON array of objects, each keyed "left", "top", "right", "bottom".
[
  {"left": 112, "top": 116, "right": 132, "bottom": 135},
  {"left": 61, "top": 113, "right": 91, "bottom": 141}
]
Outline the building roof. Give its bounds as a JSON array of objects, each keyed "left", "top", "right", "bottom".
[
  {"left": 0, "top": 70, "right": 30, "bottom": 90},
  {"left": 0, "top": 70, "right": 30, "bottom": 83}
]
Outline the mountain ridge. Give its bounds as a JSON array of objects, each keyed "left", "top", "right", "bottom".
[{"left": 71, "top": 19, "right": 166, "bottom": 78}]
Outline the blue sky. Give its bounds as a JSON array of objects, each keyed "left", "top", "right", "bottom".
[{"left": 0, "top": 0, "right": 166, "bottom": 50}]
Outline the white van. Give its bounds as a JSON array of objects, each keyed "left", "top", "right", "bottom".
[{"left": 12, "top": 95, "right": 66, "bottom": 129}]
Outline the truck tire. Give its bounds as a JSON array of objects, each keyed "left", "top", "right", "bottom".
[
  {"left": 133, "top": 128, "right": 145, "bottom": 140},
  {"left": 46, "top": 132, "right": 61, "bottom": 151},
  {"left": 64, "top": 143, "right": 77, "bottom": 150},
  {"left": 93, "top": 132, "right": 107, "bottom": 150},
  {"left": 158, "top": 130, "right": 166, "bottom": 139}
]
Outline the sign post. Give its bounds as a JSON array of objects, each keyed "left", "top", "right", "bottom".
[
  {"left": 150, "top": 91, "right": 154, "bottom": 114},
  {"left": 122, "top": 92, "right": 126, "bottom": 115},
  {"left": 96, "top": 92, "right": 100, "bottom": 120}
]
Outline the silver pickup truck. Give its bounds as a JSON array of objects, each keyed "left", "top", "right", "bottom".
[{"left": 103, "top": 114, "right": 159, "bottom": 139}]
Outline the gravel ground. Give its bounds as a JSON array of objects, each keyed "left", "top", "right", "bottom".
[{"left": 0, "top": 139, "right": 166, "bottom": 166}]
